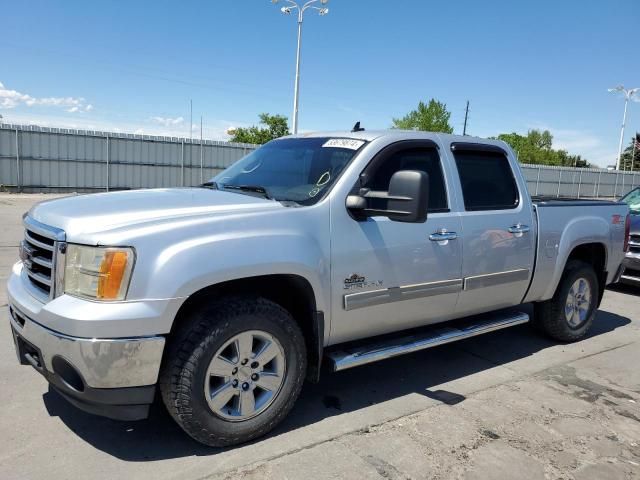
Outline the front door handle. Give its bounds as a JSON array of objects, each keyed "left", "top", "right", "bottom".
[
  {"left": 429, "top": 229, "right": 458, "bottom": 242},
  {"left": 508, "top": 223, "right": 530, "bottom": 235}
]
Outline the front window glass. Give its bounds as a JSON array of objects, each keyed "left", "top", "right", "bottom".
[
  {"left": 622, "top": 188, "right": 640, "bottom": 214},
  {"left": 213, "top": 137, "right": 365, "bottom": 205}
]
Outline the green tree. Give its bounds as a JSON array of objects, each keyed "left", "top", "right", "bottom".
[
  {"left": 619, "top": 135, "right": 640, "bottom": 171},
  {"left": 229, "top": 113, "right": 290, "bottom": 144},
  {"left": 392, "top": 99, "right": 453, "bottom": 133},
  {"left": 496, "top": 129, "right": 591, "bottom": 168}
]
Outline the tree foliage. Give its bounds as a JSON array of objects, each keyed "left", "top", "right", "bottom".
[
  {"left": 619, "top": 135, "right": 640, "bottom": 171},
  {"left": 229, "top": 113, "right": 290, "bottom": 144},
  {"left": 392, "top": 99, "right": 453, "bottom": 133},
  {"left": 496, "top": 129, "right": 590, "bottom": 168}
]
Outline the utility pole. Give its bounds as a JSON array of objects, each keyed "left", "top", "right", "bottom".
[
  {"left": 463, "top": 100, "right": 470, "bottom": 136},
  {"left": 200, "top": 116, "right": 204, "bottom": 184},
  {"left": 189, "top": 99, "right": 193, "bottom": 141}
]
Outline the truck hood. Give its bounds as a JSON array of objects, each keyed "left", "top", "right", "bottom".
[{"left": 28, "top": 188, "right": 282, "bottom": 239}]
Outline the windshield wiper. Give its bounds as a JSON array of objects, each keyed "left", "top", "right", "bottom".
[
  {"left": 199, "top": 181, "right": 219, "bottom": 190},
  {"left": 221, "top": 184, "right": 274, "bottom": 200}
]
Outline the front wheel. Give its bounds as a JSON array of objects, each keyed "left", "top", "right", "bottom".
[
  {"left": 534, "top": 260, "right": 599, "bottom": 342},
  {"left": 159, "top": 296, "right": 307, "bottom": 447}
]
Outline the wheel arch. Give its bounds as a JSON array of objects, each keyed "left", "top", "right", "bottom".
[
  {"left": 167, "top": 274, "right": 325, "bottom": 383},
  {"left": 563, "top": 242, "right": 607, "bottom": 306}
]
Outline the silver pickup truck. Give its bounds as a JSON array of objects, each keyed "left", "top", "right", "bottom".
[{"left": 7, "top": 130, "right": 630, "bottom": 447}]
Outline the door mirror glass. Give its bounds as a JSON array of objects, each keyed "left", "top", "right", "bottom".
[{"left": 346, "top": 170, "right": 429, "bottom": 223}]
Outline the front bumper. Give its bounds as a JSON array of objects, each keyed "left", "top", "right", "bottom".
[
  {"left": 7, "top": 261, "right": 173, "bottom": 420},
  {"left": 9, "top": 306, "right": 165, "bottom": 420},
  {"left": 620, "top": 251, "right": 640, "bottom": 284}
]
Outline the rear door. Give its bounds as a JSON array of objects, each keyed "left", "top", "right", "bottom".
[{"left": 448, "top": 142, "right": 535, "bottom": 316}]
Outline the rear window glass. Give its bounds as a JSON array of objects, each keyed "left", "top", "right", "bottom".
[{"left": 453, "top": 151, "right": 519, "bottom": 211}]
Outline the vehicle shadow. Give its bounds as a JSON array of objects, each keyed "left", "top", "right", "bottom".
[
  {"left": 42, "top": 307, "right": 630, "bottom": 461},
  {"left": 607, "top": 282, "right": 640, "bottom": 296}
]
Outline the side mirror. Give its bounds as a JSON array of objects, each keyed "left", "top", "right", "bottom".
[{"left": 346, "top": 170, "right": 429, "bottom": 223}]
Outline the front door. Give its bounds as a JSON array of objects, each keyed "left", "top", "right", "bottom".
[{"left": 329, "top": 141, "right": 464, "bottom": 345}]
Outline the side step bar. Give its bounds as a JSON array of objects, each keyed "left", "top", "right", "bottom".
[
  {"left": 620, "top": 273, "right": 640, "bottom": 285},
  {"left": 327, "top": 311, "right": 529, "bottom": 372}
]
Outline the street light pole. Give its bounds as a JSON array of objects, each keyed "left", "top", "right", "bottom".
[
  {"left": 292, "top": 12, "right": 303, "bottom": 135},
  {"left": 609, "top": 85, "right": 639, "bottom": 170},
  {"left": 271, "top": 0, "right": 329, "bottom": 134}
]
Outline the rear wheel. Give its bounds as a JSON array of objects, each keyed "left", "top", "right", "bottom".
[
  {"left": 160, "top": 296, "right": 307, "bottom": 447},
  {"left": 534, "top": 260, "right": 599, "bottom": 342}
]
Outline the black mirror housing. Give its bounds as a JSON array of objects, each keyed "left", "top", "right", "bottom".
[
  {"left": 386, "top": 170, "right": 429, "bottom": 222},
  {"left": 346, "top": 170, "right": 429, "bottom": 223}
]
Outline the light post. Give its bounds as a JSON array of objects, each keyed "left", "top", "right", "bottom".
[
  {"left": 271, "top": 0, "right": 329, "bottom": 134},
  {"left": 608, "top": 85, "right": 639, "bottom": 170}
]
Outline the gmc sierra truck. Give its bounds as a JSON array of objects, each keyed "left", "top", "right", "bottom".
[{"left": 7, "top": 130, "right": 630, "bottom": 447}]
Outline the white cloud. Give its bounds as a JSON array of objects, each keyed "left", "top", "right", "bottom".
[
  {"left": 527, "top": 124, "right": 617, "bottom": 168},
  {"left": 0, "top": 80, "right": 93, "bottom": 112},
  {"left": 4, "top": 111, "right": 242, "bottom": 141},
  {"left": 150, "top": 116, "right": 184, "bottom": 127}
]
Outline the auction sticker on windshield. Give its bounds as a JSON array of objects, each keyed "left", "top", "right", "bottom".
[{"left": 322, "top": 138, "right": 365, "bottom": 150}]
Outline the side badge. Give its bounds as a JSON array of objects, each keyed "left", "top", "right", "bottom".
[{"left": 343, "top": 273, "right": 383, "bottom": 291}]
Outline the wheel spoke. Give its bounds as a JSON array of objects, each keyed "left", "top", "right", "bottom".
[
  {"left": 208, "top": 355, "right": 236, "bottom": 378},
  {"left": 235, "top": 332, "right": 254, "bottom": 361},
  {"left": 578, "top": 279, "right": 587, "bottom": 294},
  {"left": 565, "top": 302, "right": 574, "bottom": 318},
  {"left": 204, "top": 329, "right": 287, "bottom": 421},
  {"left": 208, "top": 382, "right": 237, "bottom": 410},
  {"left": 256, "top": 372, "right": 281, "bottom": 392},
  {"left": 239, "top": 389, "right": 256, "bottom": 416},
  {"left": 254, "top": 341, "right": 280, "bottom": 366},
  {"left": 573, "top": 309, "right": 582, "bottom": 326}
]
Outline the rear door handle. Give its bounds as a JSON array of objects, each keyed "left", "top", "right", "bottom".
[
  {"left": 508, "top": 223, "right": 530, "bottom": 234},
  {"left": 429, "top": 229, "right": 458, "bottom": 242}
]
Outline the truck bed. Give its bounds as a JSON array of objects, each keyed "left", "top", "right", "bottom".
[{"left": 523, "top": 196, "right": 628, "bottom": 304}]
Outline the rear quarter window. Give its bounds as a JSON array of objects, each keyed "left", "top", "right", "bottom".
[{"left": 453, "top": 150, "right": 519, "bottom": 211}]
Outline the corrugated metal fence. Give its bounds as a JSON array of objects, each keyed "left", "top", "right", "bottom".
[
  {"left": 0, "top": 124, "right": 257, "bottom": 192},
  {"left": 1, "top": 123, "right": 639, "bottom": 197},
  {"left": 521, "top": 163, "right": 640, "bottom": 199}
]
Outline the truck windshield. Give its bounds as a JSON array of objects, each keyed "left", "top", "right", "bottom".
[
  {"left": 622, "top": 187, "right": 640, "bottom": 214},
  {"left": 212, "top": 137, "right": 365, "bottom": 205}
]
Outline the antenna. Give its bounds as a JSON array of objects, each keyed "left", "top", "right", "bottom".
[
  {"left": 463, "top": 100, "right": 470, "bottom": 136},
  {"left": 351, "top": 121, "right": 365, "bottom": 132}
]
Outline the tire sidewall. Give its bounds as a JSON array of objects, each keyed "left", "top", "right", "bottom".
[{"left": 176, "top": 300, "right": 306, "bottom": 444}]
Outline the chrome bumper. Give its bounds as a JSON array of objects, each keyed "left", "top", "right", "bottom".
[{"left": 9, "top": 306, "right": 165, "bottom": 389}]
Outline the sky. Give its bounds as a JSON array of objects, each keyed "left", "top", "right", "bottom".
[{"left": 1, "top": 0, "right": 639, "bottom": 167}]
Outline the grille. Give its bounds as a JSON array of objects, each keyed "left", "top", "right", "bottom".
[{"left": 21, "top": 227, "right": 56, "bottom": 297}]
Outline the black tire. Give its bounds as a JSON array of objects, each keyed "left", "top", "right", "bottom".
[
  {"left": 159, "top": 296, "right": 307, "bottom": 447},
  {"left": 534, "top": 260, "right": 599, "bottom": 342}
]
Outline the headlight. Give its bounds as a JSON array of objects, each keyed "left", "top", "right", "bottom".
[{"left": 64, "top": 245, "right": 135, "bottom": 301}]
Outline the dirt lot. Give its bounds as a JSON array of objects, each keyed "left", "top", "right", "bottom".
[{"left": 1, "top": 193, "right": 639, "bottom": 480}]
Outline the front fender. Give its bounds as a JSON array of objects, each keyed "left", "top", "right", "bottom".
[{"left": 138, "top": 229, "right": 328, "bottom": 313}]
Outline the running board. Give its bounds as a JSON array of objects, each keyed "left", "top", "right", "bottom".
[
  {"left": 327, "top": 311, "right": 529, "bottom": 372},
  {"left": 621, "top": 273, "right": 640, "bottom": 284}
]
